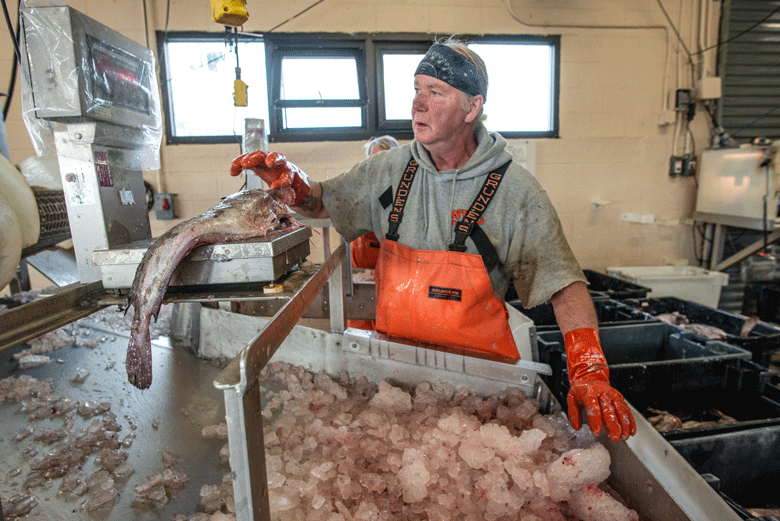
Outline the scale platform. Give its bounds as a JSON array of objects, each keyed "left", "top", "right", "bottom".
[{"left": 92, "top": 227, "right": 311, "bottom": 289}]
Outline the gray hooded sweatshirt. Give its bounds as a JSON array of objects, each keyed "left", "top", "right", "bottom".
[{"left": 321, "top": 123, "right": 585, "bottom": 308}]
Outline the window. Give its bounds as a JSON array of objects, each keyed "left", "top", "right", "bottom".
[
  {"left": 471, "top": 40, "right": 558, "bottom": 136},
  {"left": 265, "top": 38, "right": 367, "bottom": 140},
  {"left": 374, "top": 37, "right": 559, "bottom": 138},
  {"left": 158, "top": 33, "right": 559, "bottom": 143},
  {"left": 158, "top": 33, "right": 268, "bottom": 144}
]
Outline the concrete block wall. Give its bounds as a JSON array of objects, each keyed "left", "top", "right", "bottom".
[{"left": 1, "top": 0, "right": 714, "bottom": 286}]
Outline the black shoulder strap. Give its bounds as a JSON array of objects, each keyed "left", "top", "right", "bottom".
[
  {"left": 385, "top": 158, "right": 419, "bottom": 241},
  {"left": 448, "top": 160, "right": 512, "bottom": 271}
]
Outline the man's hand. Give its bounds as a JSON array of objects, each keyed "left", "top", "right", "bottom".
[
  {"left": 230, "top": 151, "right": 311, "bottom": 207},
  {"left": 565, "top": 328, "right": 636, "bottom": 442}
]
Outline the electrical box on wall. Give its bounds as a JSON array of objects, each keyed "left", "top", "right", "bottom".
[
  {"left": 154, "top": 193, "right": 176, "bottom": 220},
  {"left": 674, "top": 89, "right": 693, "bottom": 110},
  {"left": 699, "top": 77, "right": 722, "bottom": 100},
  {"left": 669, "top": 154, "right": 697, "bottom": 178}
]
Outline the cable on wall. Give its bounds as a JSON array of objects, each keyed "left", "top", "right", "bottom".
[
  {"left": 264, "top": 0, "right": 325, "bottom": 33},
  {"left": 693, "top": 3, "right": 780, "bottom": 57},
  {"left": 1, "top": 0, "right": 20, "bottom": 120}
]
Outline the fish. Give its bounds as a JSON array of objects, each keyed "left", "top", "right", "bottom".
[
  {"left": 740, "top": 316, "right": 758, "bottom": 338},
  {"left": 125, "top": 190, "right": 299, "bottom": 389},
  {"left": 683, "top": 323, "right": 729, "bottom": 340},
  {"left": 655, "top": 311, "right": 689, "bottom": 326}
]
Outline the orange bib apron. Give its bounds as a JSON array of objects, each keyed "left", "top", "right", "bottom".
[
  {"left": 374, "top": 158, "right": 520, "bottom": 360},
  {"left": 347, "top": 232, "right": 380, "bottom": 330}
]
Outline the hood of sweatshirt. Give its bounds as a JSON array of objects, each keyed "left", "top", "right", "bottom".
[{"left": 409, "top": 122, "right": 514, "bottom": 181}]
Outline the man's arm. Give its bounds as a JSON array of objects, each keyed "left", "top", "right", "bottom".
[
  {"left": 550, "top": 281, "right": 597, "bottom": 334},
  {"left": 295, "top": 180, "right": 329, "bottom": 220},
  {"left": 550, "top": 280, "right": 637, "bottom": 442}
]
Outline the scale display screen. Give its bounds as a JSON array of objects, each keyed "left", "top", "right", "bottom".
[
  {"left": 87, "top": 36, "right": 151, "bottom": 115},
  {"left": 21, "top": 5, "right": 161, "bottom": 131}
]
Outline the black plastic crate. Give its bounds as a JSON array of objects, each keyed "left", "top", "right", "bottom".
[
  {"left": 632, "top": 359, "right": 780, "bottom": 441},
  {"left": 538, "top": 322, "right": 752, "bottom": 410},
  {"left": 583, "top": 269, "right": 652, "bottom": 299},
  {"left": 623, "top": 296, "right": 780, "bottom": 366},
  {"left": 508, "top": 298, "right": 655, "bottom": 332},
  {"left": 743, "top": 280, "right": 780, "bottom": 322},
  {"left": 503, "top": 269, "right": 648, "bottom": 302},
  {"left": 671, "top": 426, "right": 780, "bottom": 518}
]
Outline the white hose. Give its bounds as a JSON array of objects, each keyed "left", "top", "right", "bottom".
[
  {"left": 0, "top": 153, "right": 40, "bottom": 248},
  {"left": 0, "top": 191, "right": 22, "bottom": 290}
]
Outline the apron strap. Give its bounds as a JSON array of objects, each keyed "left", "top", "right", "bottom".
[
  {"left": 385, "top": 158, "right": 419, "bottom": 241},
  {"left": 385, "top": 157, "right": 510, "bottom": 272},
  {"left": 448, "top": 161, "right": 512, "bottom": 268}
]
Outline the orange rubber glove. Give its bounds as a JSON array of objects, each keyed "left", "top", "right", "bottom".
[
  {"left": 351, "top": 232, "right": 380, "bottom": 270},
  {"left": 230, "top": 151, "right": 311, "bottom": 207},
  {"left": 565, "top": 328, "right": 636, "bottom": 442}
]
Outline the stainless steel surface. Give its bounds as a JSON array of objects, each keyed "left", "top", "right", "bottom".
[
  {"left": 93, "top": 227, "right": 312, "bottom": 289},
  {"left": 232, "top": 279, "right": 377, "bottom": 320},
  {"left": 0, "top": 317, "right": 229, "bottom": 521},
  {"left": 0, "top": 282, "right": 108, "bottom": 353},
  {"left": 24, "top": 247, "right": 79, "bottom": 287},
  {"left": 607, "top": 404, "right": 742, "bottom": 521},
  {"left": 53, "top": 122, "right": 153, "bottom": 283},
  {"left": 329, "top": 246, "right": 346, "bottom": 333},
  {"left": 694, "top": 147, "right": 779, "bottom": 231}
]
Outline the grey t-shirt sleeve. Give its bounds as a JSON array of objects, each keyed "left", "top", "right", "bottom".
[
  {"left": 320, "top": 158, "right": 382, "bottom": 243},
  {"left": 505, "top": 189, "right": 586, "bottom": 308}
]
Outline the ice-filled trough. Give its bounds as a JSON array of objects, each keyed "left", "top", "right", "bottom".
[{"left": 205, "top": 245, "right": 744, "bottom": 521}]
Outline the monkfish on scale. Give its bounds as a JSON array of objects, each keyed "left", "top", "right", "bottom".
[{"left": 125, "top": 190, "right": 299, "bottom": 389}]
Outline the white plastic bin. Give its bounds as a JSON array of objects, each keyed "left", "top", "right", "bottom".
[{"left": 606, "top": 266, "right": 729, "bottom": 307}]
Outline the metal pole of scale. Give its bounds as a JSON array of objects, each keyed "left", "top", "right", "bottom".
[
  {"left": 242, "top": 118, "right": 268, "bottom": 191},
  {"left": 20, "top": 5, "right": 161, "bottom": 285}
]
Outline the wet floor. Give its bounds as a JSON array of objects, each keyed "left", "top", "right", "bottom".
[{"left": 0, "top": 313, "right": 230, "bottom": 520}]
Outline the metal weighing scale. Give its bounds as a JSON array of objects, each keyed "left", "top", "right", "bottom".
[{"left": 19, "top": 4, "right": 310, "bottom": 289}]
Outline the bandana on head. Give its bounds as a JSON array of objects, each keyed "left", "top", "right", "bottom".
[{"left": 415, "top": 43, "right": 487, "bottom": 100}]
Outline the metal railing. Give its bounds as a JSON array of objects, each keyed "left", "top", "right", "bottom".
[{"left": 213, "top": 243, "right": 347, "bottom": 520}]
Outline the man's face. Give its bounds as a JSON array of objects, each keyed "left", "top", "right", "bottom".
[{"left": 411, "top": 75, "right": 471, "bottom": 150}]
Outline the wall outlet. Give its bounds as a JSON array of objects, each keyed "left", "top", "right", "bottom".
[
  {"left": 669, "top": 154, "right": 696, "bottom": 177},
  {"left": 154, "top": 193, "right": 177, "bottom": 220},
  {"left": 657, "top": 110, "right": 676, "bottom": 127}
]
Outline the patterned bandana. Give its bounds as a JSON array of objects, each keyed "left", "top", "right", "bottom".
[{"left": 414, "top": 43, "right": 487, "bottom": 100}]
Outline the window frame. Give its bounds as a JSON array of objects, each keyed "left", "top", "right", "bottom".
[
  {"left": 157, "top": 31, "right": 269, "bottom": 145},
  {"left": 373, "top": 39, "right": 432, "bottom": 133},
  {"left": 372, "top": 34, "right": 561, "bottom": 139},
  {"left": 158, "top": 32, "right": 561, "bottom": 144},
  {"left": 264, "top": 34, "right": 370, "bottom": 141}
]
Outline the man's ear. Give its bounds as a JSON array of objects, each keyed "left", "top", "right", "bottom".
[{"left": 464, "top": 95, "right": 484, "bottom": 124}]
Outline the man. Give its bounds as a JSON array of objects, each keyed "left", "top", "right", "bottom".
[
  {"left": 349, "top": 136, "right": 400, "bottom": 330},
  {"left": 363, "top": 135, "right": 400, "bottom": 158},
  {"left": 230, "top": 39, "right": 636, "bottom": 442}
]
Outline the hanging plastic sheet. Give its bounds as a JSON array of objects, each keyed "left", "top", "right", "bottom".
[{"left": 18, "top": 0, "right": 162, "bottom": 169}]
